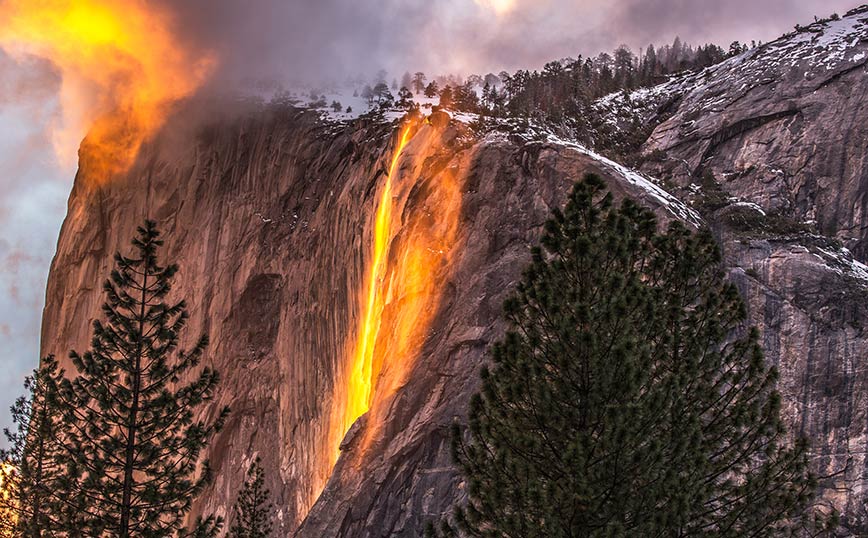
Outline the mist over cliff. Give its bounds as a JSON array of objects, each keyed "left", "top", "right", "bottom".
[
  {"left": 163, "top": 0, "right": 860, "bottom": 82},
  {"left": 33, "top": 8, "right": 868, "bottom": 536}
]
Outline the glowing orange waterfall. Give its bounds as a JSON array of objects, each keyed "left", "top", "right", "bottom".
[
  {"left": 341, "top": 123, "right": 416, "bottom": 442},
  {"left": 327, "top": 117, "right": 464, "bottom": 471}
]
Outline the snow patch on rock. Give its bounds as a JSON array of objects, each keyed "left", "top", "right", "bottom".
[
  {"left": 815, "top": 246, "right": 868, "bottom": 285},
  {"left": 544, "top": 133, "right": 703, "bottom": 227}
]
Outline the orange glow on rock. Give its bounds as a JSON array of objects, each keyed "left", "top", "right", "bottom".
[
  {"left": 339, "top": 123, "right": 416, "bottom": 443},
  {"left": 328, "top": 117, "right": 464, "bottom": 470},
  {"left": 0, "top": 463, "right": 16, "bottom": 527},
  {"left": 0, "top": 0, "right": 214, "bottom": 185}
]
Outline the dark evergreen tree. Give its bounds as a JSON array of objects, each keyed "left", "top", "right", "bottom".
[
  {"left": 0, "top": 357, "right": 69, "bottom": 538},
  {"left": 485, "top": 37, "right": 727, "bottom": 139},
  {"left": 613, "top": 45, "right": 636, "bottom": 89},
  {"left": 424, "top": 81, "right": 440, "bottom": 99},
  {"left": 439, "top": 85, "right": 454, "bottom": 108},
  {"left": 643, "top": 44, "right": 658, "bottom": 81},
  {"left": 229, "top": 458, "right": 273, "bottom": 538},
  {"left": 440, "top": 175, "right": 828, "bottom": 537},
  {"left": 188, "top": 516, "right": 223, "bottom": 538},
  {"left": 453, "top": 82, "right": 480, "bottom": 113},
  {"left": 397, "top": 87, "right": 415, "bottom": 110},
  {"left": 60, "top": 221, "right": 229, "bottom": 538},
  {"left": 372, "top": 82, "right": 394, "bottom": 106},
  {"left": 728, "top": 41, "right": 747, "bottom": 57},
  {"left": 412, "top": 72, "right": 428, "bottom": 94},
  {"left": 481, "top": 82, "right": 493, "bottom": 113}
]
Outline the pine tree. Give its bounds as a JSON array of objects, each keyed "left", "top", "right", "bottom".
[
  {"left": 0, "top": 356, "right": 70, "bottom": 538},
  {"left": 60, "top": 221, "right": 229, "bottom": 538},
  {"left": 412, "top": 72, "right": 427, "bottom": 94},
  {"left": 439, "top": 85, "right": 454, "bottom": 109},
  {"left": 424, "top": 81, "right": 439, "bottom": 99},
  {"left": 188, "top": 516, "right": 223, "bottom": 538},
  {"left": 397, "top": 87, "right": 415, "bottom": 110},
  {"left": 441, "top": 175, "right": 827, "bottom": 537},
  {"left": 372, "top": 82, "right": 394, "bottom": 107},
  {"left": 229, "top": 458, "right": 273, "bottom": 538}
]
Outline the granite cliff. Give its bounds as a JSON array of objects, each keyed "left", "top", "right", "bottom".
[{"left": 40, "top": 6, "right": 868, "bottom": 536}]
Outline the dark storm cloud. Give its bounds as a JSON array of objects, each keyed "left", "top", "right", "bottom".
[
  {"left": 158, "top": 0, "right": 861, "bottom": 83},
  {"left": 605, "top": 0, "right": 859, "bottom": 52}
]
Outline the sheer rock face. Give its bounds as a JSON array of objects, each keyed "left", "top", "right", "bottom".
[
  {"left": 724, "top": 238, "right": 868, "bottom": 532},
  {"left": 41, "top": 107, "right": 694, "bottom": 536},
  {"left": 635, "top": 8, "right": 868, "bottom": 532},
  {"left": 41, "top": 12, "right": 868, "bottom": 535},
  {"left": 642, "top": 7, "right": 868, "bottom": 259},
  {"left": 44, "top": 108, "right": 369, "bottom": 532}
]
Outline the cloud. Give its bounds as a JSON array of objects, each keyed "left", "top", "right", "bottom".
[
  {"left": 604, "top": 0, "right": 857, "bottom": 51},
  {"left": 159, "top": 0, "right": 858, "bottom": 85},
  {"left": 0, "top": 0, "right": 858, "bottom": 444},
  {"left": 0, "top": 74, "right": 69, "bottom": 444},
  {"left": 0, "top": 49, "right": 60, "bottom": 105}
]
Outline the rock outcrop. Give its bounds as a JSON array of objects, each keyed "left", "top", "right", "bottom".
[
  {"left": 642, "top": 6, "right": 868, "bottom": 259},
  {"left": 40, "top": 7, "right": 868, "bottom": 536},
  {"left": 634, "top": 7, "right": 868, "bottom": 532},
  {"left": 42, "top": 105, "right": 702, "bottom": 536}
]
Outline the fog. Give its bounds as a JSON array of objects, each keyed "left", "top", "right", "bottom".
[
  {"left": 168, "top": 0, "right": 858, "bottom": 84},
  {"left": 0, "top": 0, "right": 860, "bottom": 439}
]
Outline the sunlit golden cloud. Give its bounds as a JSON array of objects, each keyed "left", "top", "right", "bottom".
[
  {"left": 474, "top": 0, "right": 517, "bottom": 16},
  {"left": 0, "top": 0, "right": 215, "bottom": 184}
]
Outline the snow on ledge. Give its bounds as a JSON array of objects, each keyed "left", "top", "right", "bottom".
[
  {"left": 542, "top": 134, "right": 703, "bottom": 227},
  {"left": 815, "top": 247, "right": 868, "bottom": 286}
]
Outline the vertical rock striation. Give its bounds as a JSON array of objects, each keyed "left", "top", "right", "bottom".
[
  {"left": 41, "top": 105, "right": 706, "bottom": 535},
  {"left": 41, "top": 11, "right": 868, "bottom": 534}
]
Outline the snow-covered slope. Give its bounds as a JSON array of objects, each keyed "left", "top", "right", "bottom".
[{"left": 638, "top": 6, "right": 868, "bottom": 256}]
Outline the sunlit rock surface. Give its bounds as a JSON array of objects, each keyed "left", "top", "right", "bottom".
[
  {"left": 41, "top": 10, "right": 868, "bottom": 534},
  {"left": 41, "top": 104, "right": 704, "bottom": 536}
]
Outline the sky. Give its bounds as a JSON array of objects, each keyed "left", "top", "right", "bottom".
[
  {"left": 0, "top": 0, "right": 859, "bottom": 439},
  {"left": 0, "top": 51, "right": 69, "bottom": 436},
  {"left": 166, "top": 0, "right": 859, "bottom": 82}
]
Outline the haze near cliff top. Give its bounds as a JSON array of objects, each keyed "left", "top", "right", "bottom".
[
  {"left": 0, "top": 0, "right": 858, "bottom": 444},
  {"left": 170, "top": 0, "right": 861, "bottom": 81},
  {"left": 3, "top": 1, "right": 868, "bottom": 536},
  {"left": 0, "top": 0, "right": 860, "bottom": 502}
]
